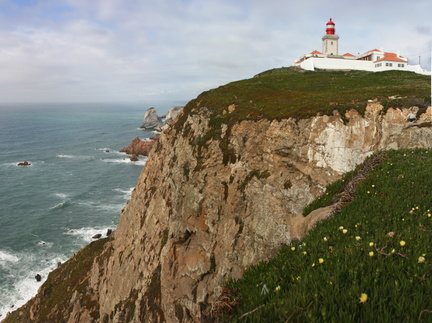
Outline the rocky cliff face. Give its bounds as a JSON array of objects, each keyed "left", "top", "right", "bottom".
[{"left": 5, "top": 102, "right": 432, "bottom": 323}]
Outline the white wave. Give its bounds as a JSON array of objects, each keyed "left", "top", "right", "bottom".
[
  {"left": 56, "top": 154, "right": 95, "bottom": 160},
  {"left": 53, "top": 193, "right": 68, "bottom": 199},
  {"left": 101, "top": 157, "right": 147, "bottom": 166},
  {"left": 37, "top": 241, "right": 53, "bottom": 248},
  {"left": 56, "top": 154, "right": 75, "bottom": 158},
  {"left": 76, "top": 200, "right": 124, "bottom": 213},
  {"left": 64, "top": 226, "right": 113, "bottom": 243},
  {"left": 113, "top": 187, "right": 134, "bottom": 200},
  {"left": 95, "top": 147, "right": 112, "bottom": 151},
  {"left": 0, "top": 250, "right": 19, "bottom": 266},
  {"left": 0, "top": 251, "right": 66, "bottom": 319},
  {"left": 49, "top": 200, "right": 69, "bottom": 210}
]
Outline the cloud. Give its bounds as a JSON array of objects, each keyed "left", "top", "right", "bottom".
[{"left": 0, "top": 0, "right": 430, "bottom": 103}]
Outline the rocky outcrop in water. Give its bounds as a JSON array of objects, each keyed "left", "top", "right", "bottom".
[
  {"left": 140, "top": 107, "right": 163, "bottom": 130},
  {"left": 119, "top": 136, "right": 158, "bottom": 157},
  {"left": 140, "top": 106, "right": 184, "bottom": 131}
]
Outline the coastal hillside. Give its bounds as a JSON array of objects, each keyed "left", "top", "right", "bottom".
[
  {"left": 3, "top": 69, "right": 431, "bottom": 322},
  {"left": 226, "top": 148, "right": 432, "bottom": 321}
]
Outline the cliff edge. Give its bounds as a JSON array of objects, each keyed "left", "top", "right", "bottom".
[{"left": 4, "top": 69, "right": 431, "bottom": 322}]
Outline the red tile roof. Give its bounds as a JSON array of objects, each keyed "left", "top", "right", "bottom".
[
  {"left": 310, "top": 50, "right": 323, "bottom": 55},
  {"left": 343, "top": 53, "right": 356, "bottom": 57},
  {"left": 360, "top": 49, "right": 383, "bottom": 56},
  {"left": 375, "top": 52, "right": 407, "bottom": 63}
]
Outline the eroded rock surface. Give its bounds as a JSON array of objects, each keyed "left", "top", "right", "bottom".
[
  {"left": 120, "top": 136, "right": 158, "bottom": 156},
  {"left": 5, "top": 103, "right": 432, "bottom": 323},
  {"left": 141, "top": 107, "right": 163, "bottom": 129}
]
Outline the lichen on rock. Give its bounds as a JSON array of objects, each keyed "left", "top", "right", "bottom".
[{"left": 4, "top": 70, "right": 431, "bottom": 323}]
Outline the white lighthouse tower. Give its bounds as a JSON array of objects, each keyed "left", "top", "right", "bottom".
[{"left": 322, "top": 18, "right": 339, "bottom": 56}]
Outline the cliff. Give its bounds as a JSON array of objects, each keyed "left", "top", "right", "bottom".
[{"left": 4, "top": 69, "right": 431, "bottom": 322}]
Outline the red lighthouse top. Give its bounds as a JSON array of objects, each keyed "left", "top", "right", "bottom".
[{"left": 326, "top": 18, "right": 335, "bottom": 35}]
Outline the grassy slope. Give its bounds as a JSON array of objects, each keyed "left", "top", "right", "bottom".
[
  {"left": 183, "top": 68, "right": 430, "bottom": 124},
  {"left": 224, "top": 149, "right": 432, "bottom": 322}
]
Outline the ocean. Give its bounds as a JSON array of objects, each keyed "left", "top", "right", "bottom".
[{"left": 0, "top": 102, "right": 178, "bottom": 319}]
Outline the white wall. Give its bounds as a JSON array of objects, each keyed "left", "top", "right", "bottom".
[{"left": 299, "top": 57, "right": 431, "bottom": 75}]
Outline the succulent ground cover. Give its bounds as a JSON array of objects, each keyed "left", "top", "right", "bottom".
[
  {"left": 184, "top": 68, "right": 430, "bottom": 124},
  {"left": 221, "top": 148, "right": 432, "bottom": 322}
]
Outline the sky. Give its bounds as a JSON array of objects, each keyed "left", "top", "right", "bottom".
[{"left": 0, "top": 0, "right": 431, "bottom": 104}]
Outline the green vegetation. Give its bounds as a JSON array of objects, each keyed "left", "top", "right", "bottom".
[
  {"left": 179, "top": 69, "right": 430, "bottom": 170},
  {"left": 182, "top": 68, "right": 430, "bottom": 126},
  {"left": 222, "top": 148, "right": 432, "bottom": 322}
]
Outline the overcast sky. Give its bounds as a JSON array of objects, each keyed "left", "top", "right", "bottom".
[{"left": 0, "top": 0, "right": 431, "bottom": 104}]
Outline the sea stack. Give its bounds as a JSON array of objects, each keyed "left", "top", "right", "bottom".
[{"left": 140, "top": 107, "right": 163, "bottom": 130}]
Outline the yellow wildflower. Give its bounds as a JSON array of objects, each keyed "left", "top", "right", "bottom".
[
  {"left": 323, "top": 237, "right": 328, "bottom": 242},
  {"left": 359, "top": 293, "right": 368, "bottom": 303},
  {"left": 318, "top": 258, "right": 324, "bottom": 264},
  {"left": 303, "top": 251, "right": 307, "bottom": 255},
  {"left": 342, "top": 229, "right": 348, "bottom": 234},
  {"left": 355, "top": 236, "right": 361, "bottom": 241},
  {"left": 338, "top": 226, "right": 344, "bottom": 230},
  {"left": 291, "top": 247, "right": 295, "bottom": 251},
  {"left": 275, "top": 285, "right": 281, "bottom": 292},
  {"left": 400, "top": 240, "right": 406, "bottom": 247},
  {"left": 369, "top": 251, "right": 374, "bottom": 257},
  {"left": 391, "top": 249, "right": 395, "bottom": 253},
  {"left": 418, "top": 256, "right": 425, "bottom": 264},
  {"left": 369, "top": 242, "right": 374, "bottom": 247}
]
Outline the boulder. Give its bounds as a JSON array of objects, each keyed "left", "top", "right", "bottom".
[
  {"left": 140, "top": 108, "right": 163, "bottom": 129},
  {"left": 35, "top": 274, "right": 42, "bottom": 282},
  {"left": 92, "top": 234, "right": 102, "bottom": 239},
  {"left": 130, "top": 154, "right": 138, "bottom": 162},
  {"left": 17, "top": 161, "right": 31, "bottom": 166},
  {"left": 120, "top": 136, "right": 158, "bottom": 156},
  {"left": 106, "top": 229, "right": 113, "bottom": 237}
]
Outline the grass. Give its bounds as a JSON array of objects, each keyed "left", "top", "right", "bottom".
[
  {"left": 221, "top": 148, "right": 432, "bottom": 322},
  {"left": 177, "top": 68, "right": 430, "bottom": 166},
  {"left": 182, "top": 68, "right": 430, "bottom": 126}
]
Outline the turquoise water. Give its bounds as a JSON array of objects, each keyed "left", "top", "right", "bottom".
[{"left": 0, "top": 102, "right": 176, "bottom": 318}]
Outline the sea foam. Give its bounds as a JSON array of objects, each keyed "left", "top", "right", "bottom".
[
  {"left": 64, "top": 226, "right": 114, "bottom": 243},
  {"left": 0, "top": 249, "right": 66, "bottom": 319},
  {"left": 0, "top": 250, "right": 19, "bottom": 266}
]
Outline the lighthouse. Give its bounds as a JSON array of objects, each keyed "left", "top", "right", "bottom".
[{"left": 322, "top": 18, "right": 339, "bottom": 56}]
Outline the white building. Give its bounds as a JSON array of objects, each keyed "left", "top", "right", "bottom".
[{"left": 294, "top": 19, "right": 430, "bottom": 75}]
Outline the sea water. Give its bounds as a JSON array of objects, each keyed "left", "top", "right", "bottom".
[{"left": 0, "top": 102, "right": 178, "bottom": 318}]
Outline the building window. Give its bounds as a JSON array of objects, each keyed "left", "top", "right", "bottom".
[
  {"left": 398, "top": 64, "right": 405, "bottom": 68},
  {"left": 385, "top": 63, "right": 393, "bottom": 67},
  {"left": 377, "top": 56, "right": 380, "bottom": 60},
  {"left": 331, "top": 41, "right": 333, "bottom": 45}
]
